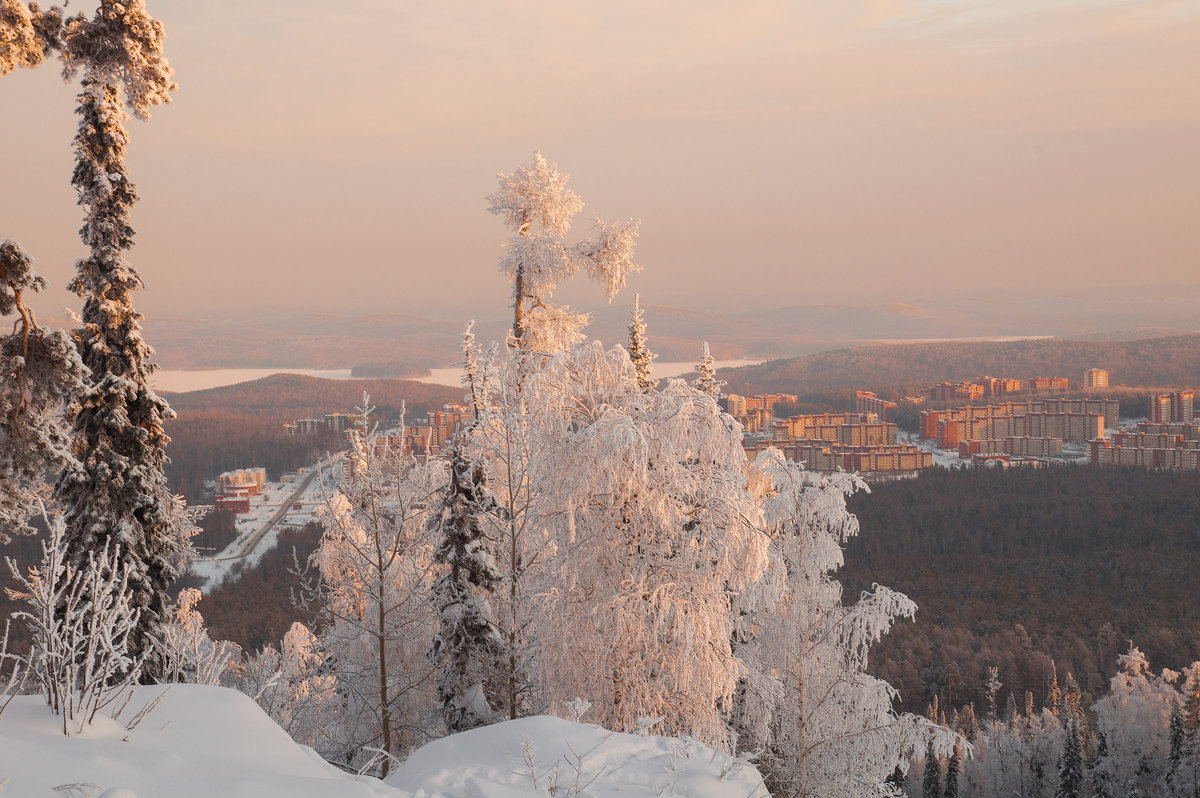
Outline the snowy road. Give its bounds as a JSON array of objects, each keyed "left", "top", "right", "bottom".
[
  {"left": 214, "top": 468, "right": 319, "bottom": 562},
  {"left": 190, "top": 465, "right": 327, "bottom": 591}
]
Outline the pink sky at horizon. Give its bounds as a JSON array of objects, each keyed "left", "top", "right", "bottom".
[{"left": 2, "top": 0, "right": 1198, "bottom": 325}]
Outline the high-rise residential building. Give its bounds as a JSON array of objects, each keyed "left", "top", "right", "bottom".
[
  {"left": 1085, "top": 368, "right": 1109, "bottom": 388},
  {"left": 1173, "top": 390, "right": 1194, "bottom": 424}
]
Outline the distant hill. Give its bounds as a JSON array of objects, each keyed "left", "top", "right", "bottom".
[
  {"left": 164, "top": 374, "right": 461, "bottom": 419},
  {"left": 349, "top": 360, "right": 433, "bottom": 379},
  {"left": 162, "top": 375, "right": 462, "bottom": 501},
  {"left": 719, "top": 334, "right": 1200, "bottom": 394}
]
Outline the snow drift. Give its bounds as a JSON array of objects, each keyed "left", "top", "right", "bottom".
[{"left": 0, "top": 686, "right": 767, "bottom": 798}]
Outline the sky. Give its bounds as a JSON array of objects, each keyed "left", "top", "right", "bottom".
[{"left": 2, "top": 0, "right": 1198, "bottom": 324}]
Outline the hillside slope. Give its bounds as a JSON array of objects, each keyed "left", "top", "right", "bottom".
[{"left": 721, "top": 334, "right": 1200, "bottom": 393}]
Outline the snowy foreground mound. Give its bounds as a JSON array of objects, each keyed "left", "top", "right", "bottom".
[
  {"left": 386, "top": 715, "right": 768, "bottom": 798},
  {"left": 0, "top": 686, "right": 767, "bottom": 798}
]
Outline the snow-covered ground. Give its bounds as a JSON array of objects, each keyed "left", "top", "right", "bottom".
[
  {"left": 0, "top": 686, "right": 767, "bottom": 798},
  {"left": 189, "top": 463, "right": 336, "bottom": 592}
]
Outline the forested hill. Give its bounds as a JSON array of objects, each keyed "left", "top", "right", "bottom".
[
  {"left": 840, "top": 466, "right": 1200, "bottom": 717},
  {"left": 162, "top": 373, "right": 461, "bottom": 419},
  {"left": 162, "top": 375, "right": 462, "bottom": 501},
  {"left": 720, "top": 333, "right": 1200, "bottom": 393}
]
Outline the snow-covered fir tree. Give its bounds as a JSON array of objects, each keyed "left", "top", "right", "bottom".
[
  {"left": 8, "top": 0, "right": 187, "bottom": 681},
  {"left": 693, "top": 341, "right": 724, "bottom": 397},
  {"left": 486, "top": 151, "right": 641, "bottom": 348},
  {"left": 922, "top": 740, "right": 942, "bottom": 798},
  {"left": 428, "top": 441, "right": 505, "bottom": 732},
  {"left": 1056, "top": 718, "right": 1084, "bottom": 798},
  {"left": 944, "top": 742, "right": 961, "bottom": 798},
  {"left": 627, "top": 293, "right": 656, "bottom": 391},
  {"left": 0, "top": 239, "right": 86, "bottom": 540}
]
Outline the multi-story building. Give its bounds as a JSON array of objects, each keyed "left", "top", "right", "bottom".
[
  {"left": 1148, "top": 390, "right": 1197, "bottom": 424},
  {"left": 758, "top": 440, "right": 932, "bottom": 475},
  {"left": 958, "top": 437, "right": 1064, "bottom": 458},
  {"left": 215, "top": 496, "right": 251, "bottom": 514},
  {"left": 727, "top": 393, "right": 798, "bottom": 434},
  {"left": 1090, "top": 418, "right": 1200, "bottom": 471},
  {"left": 1028, "top": 376, "right": 1069, "bottom": 392},
  {"left": 1174, "top": 390, "right": 1195, "bottom": 424},
  {"left": 218, "top": 467, "right": 267, "bottom": 497},
  {"left": 921, "top": 398, "right": 1114, "bottom": 447},
  {"left": 980, "top": 376, "right": 1022, "bottom": 396},
  {"left": 1084, "top": 368, "right": 1109, "bottom": 388},
  {"left": 855, "top": 391, "right": 898, "bottom": 421},
  {"left": 924, "top": 381, "right": 985, "bottom": 402}
]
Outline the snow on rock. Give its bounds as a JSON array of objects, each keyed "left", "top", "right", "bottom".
[
  {"left": 385, "top": 715, "right": 768, "bottom": 798},
  {"left": 0, "top": 685, "right": 404, "bottom": 798}
]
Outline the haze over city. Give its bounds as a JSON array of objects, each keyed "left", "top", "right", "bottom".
[{"left": 3, "top": 0, "right": 1198, "bottom": 330}]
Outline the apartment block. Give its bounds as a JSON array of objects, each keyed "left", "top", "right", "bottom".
[
  {"left": 1137, "top": 421, "right": 1200, "bottom": 441},
  {"left": 924, "top": 381, "right": 985, "bottom": 402},
  {"left": 1085, "top": 368, "right": 1109, "bottom": 388},
  {"left": 958, "top": 437, "right": 1064, "bottom": 458},
  {"left": 1090, "top": 439, "right": 1200, "bottom": 471},
  {"left": 1148, "top": 390, "right": 1195, "bottom": 424},
  {"left": 855, "top": 390, "right": 898, "bottom": 421},
  {"left": 763, "top": 441, "right": 932, "bottom": 475},
  {"left": 772, "top": 412, "right": 879, "bottom": 441},
  {"left": 980, "top": 376, "right": 1022, "bottom": 396},
  {"left": 1028, "top": 376, "right": 1069, "bottom": 392}
]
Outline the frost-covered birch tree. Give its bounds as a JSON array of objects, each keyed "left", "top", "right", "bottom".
[
  {"left": 520, "top": 344, "right": 770, "bottom": 745},
  {"left": 487, "top": 151, "right": 642, "bottom": 349},
  {"left": 0, "top": 240, "right": 86, "bottom": 540},
  {"left": 733, "top": 452, "right": 951, "bottom": 798},
  {"left": 310, "top": 400, "right": 442, "bottom": 774}
]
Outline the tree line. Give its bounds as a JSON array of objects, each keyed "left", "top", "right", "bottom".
[{"left": 841, "top": 466, "right": 1200, "bottom": 718}]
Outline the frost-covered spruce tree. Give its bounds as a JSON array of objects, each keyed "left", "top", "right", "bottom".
[
  {"left": 428, "top": 442, "right": 505, "bottom": 732},
  {"left": 945, "top": 742, "right": 962, "bottom": 798},
  {"left": 48, "top": 0, "right": 182, "bottom": 682},
  {"left": 1056, "top": 718, "right": 1084, "bottom": 798},
  {"left": 0, "top": 240, "right": 86, "bottom": 540},
  {"left": 428, "top": 328, "right": 506, "bottom": 731},
  {"left": 627, "top": 293, "right": 656, "bottom": 392},
  {"left": 487, "top": 151, "right": 641, "bottom": 349},
  {"left": 693, "top": 341, "right": 724, "bottom": 397},
  {"left": 921, "top": 740, "right": 942, "bottom": 798}
]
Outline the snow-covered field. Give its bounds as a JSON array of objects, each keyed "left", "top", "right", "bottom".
[
  {"left": 0, "top": 686, "right": 767, "bottom": 798},
  {"left": 189, "top": 463, "right": 334, "bottom": 592}
]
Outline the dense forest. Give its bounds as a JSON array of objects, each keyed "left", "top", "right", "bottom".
[
  {"left": 349, "top": 360, "right": 433, "bottom": 378},
  {"left": 721, "top": 333, "right": 1200, "bottom": 394},
  {"left": 841, "top": 466, "right": 1200, "bottom": 717},
  {"left": 162, "top": 375, "right": 461, "bottom": 502},
  {"left": 174, "top": 523, "right": 324, "bottom": 654}
]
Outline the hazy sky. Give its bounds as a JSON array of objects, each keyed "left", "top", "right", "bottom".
[{"left": 3, "top": 0, "right": 1198, "bottom": 323}]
